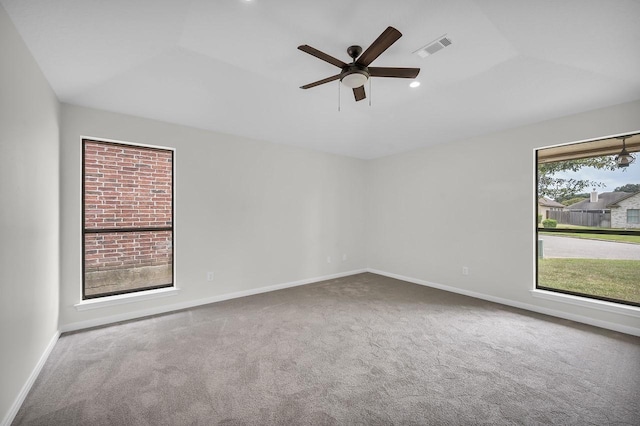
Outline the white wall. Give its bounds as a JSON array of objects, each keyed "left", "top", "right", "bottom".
[
  {"left": 0, "top": 4, "right": 60, "bottom": 424},
  {"left": 366, "top": 99, "right": 640, "bottom": 334},
  {"left": 59, "top": 104, "right": 367, "bottom": 329}
]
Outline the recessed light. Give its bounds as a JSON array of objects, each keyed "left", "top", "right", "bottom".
[{"left": 409, "top": 81, "right": 421, "bottom": 88}]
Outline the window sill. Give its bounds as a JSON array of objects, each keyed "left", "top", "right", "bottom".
[
  {"left": 74, "top": 287, "right": 180, "bottom": 311},
  {"left": 530, "top": 289, "right": 640, "bottom": 318}
]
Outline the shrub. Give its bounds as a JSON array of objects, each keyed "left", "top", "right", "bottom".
[
  {"left": 542, "top": 219, "right": 557, "bottom": 228},
  {"left": 538, "top": 214, "right": 542, "bottom": 224}
]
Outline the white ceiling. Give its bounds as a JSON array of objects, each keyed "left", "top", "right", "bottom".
[{"left": 3, "top": 0, "right": 640, "bottom": 159}]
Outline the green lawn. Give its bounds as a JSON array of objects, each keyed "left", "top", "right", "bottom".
[
  {"left": 538, "top": 258, "right": 640, "bottom": 304},
  {"left": 553, "top": 224, "right": 600, "bottom": 230}
]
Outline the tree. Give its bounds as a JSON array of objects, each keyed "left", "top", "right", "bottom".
[
  {"left": 538, "top": 156, "right": 619, "bottom": 200},
  {"left": 614, "top": 183, "right": 640, "bottom": 193}
]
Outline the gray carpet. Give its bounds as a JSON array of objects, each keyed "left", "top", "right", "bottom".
[{"left": 13, "top": 273, "right": 640, "bottom": 425}]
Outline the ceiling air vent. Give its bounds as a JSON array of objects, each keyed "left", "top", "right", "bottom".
[{"left": 414, "top": 35, "right": 452, "bottom": 58}]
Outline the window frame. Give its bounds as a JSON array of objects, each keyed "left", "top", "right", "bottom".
[
  {"left": 81, "top": 138, "right": 175, "bottom": 300},
  {"left": 535, "top": 135, "right": 640, "bottom": 308},
  {"left": 627, "top": 209, "right": 640, "bottom": 224}
]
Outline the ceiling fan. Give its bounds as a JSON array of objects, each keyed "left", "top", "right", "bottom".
[{"left": 298, "top": 26, "right": 420, "bottom": 102}]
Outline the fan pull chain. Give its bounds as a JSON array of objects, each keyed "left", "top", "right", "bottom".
[
  {"left": 338, "top": 81, "right": 341, "bottom": 112},
  {"left": 369, "top": 78, "right": 372, "bottom": 106}
]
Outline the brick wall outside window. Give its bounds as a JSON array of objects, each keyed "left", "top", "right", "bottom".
[{"left": 84, "top": 231, "right": 172, "bottom": 271}]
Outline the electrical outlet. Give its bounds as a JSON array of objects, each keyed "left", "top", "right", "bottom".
[
  {"left": 206, "top": 272, "right": 214, "bottom": 281},
  {"left": 462, "top": 266, "right": 469, "bottom": 276}
]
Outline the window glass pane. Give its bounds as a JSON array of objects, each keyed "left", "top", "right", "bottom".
[
  {"left": 83, "top": 139, "right": 174, "bottom": 299},
  {"left": 84, "top": 231, "right": 173, "bottom": 297},
  {"left": 84, "top": 142, "right": 172, "bottom": 229},
  {"left": 536, "top": 135, "right": 640, "bottom": 307}
]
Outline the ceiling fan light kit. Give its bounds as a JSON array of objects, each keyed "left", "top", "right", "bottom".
[
  {"left": 298, "top": 26, "right": 420, "bottom": 102},
  {"left": 341, "top": 70, "right": 369, "bottom": 88}
]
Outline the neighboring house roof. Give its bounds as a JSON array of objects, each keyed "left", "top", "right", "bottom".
[
  {"left": 565, "top": 192, "right": 631, "bottom": 210},
  {"left": 538, "top": 198, "right": 565, "bottom": 208},
  {"left": 607, "top": 191, "right": 640, "bottom": 207}
]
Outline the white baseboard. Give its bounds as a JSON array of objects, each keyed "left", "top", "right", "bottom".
[
  {"left": 367, "top": 268, "right": 640, "bottom": 337},
  {"left": 2, "top": 330, "right": 60, "bottom": 426},
  {"left": 60, "top": 269, "right": 368, "bottom": 333}
]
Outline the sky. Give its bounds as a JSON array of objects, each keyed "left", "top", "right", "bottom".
[{"left": 553, "top": 159, "right": 640, "bottom": 194}]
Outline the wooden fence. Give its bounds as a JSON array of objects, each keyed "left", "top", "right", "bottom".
[{"left": 548, "top": 210, "right": 611, "bottom": 228}]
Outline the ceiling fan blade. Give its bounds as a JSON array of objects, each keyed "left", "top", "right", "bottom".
[
  {"left": 300, "top": 74, "right": 341, "bottom": 89},
  {"left": 356, "top": 26, "right": 402, "bottom": 66},
  {"left": 298, "top": 45, "right": 347, "bottom": 68},
  {"left": 353, "top": 86, "right": 366, "bottom": 102},
  {"left": 369, "top": 67, "right": 420, "bottom": 78}
]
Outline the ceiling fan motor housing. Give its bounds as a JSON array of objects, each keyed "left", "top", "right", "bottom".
[{"left": 340, "top": 45, "right": 369, "bottom": 88}]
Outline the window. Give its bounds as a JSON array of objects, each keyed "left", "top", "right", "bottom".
[
  {"left": 536, "top": 133, "right": 640, "bottom": 307},
  {"left": 83, "top": 139, "right": 174, "bottom": 299}
]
